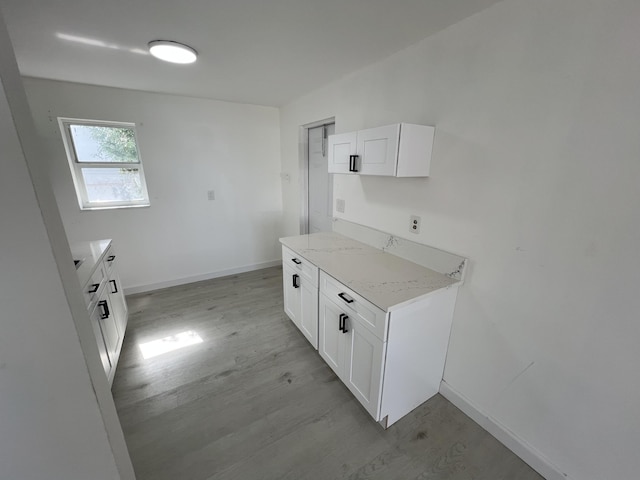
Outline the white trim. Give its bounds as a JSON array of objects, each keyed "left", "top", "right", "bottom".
[
  {"left": 57, "top": 117, "right": 150, "bottom": 210},
  {"left": 439, "top": 380, "right": 568, "bottom": 480},
  {"left": 124, "top": 260, "right": 281, "bottom": 295},
  {"left": 299, "top": 117, "right": 335, "bottom": 234}
]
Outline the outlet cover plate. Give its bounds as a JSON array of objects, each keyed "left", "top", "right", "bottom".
[{"left": 410, "top": 215, "right": 421, "bottom": 234}]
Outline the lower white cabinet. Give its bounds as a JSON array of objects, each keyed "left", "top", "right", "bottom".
[
  {"left": 282, "top": 246, "right": 319, "bottom": 349},
  {"left": 90, "top": 291, "right": 122, "bottom": 381},
  {"left": 73, "top": 239, "right": 128, "bottom": 386},
  {"left": 89, "top": 295, "right": 113, "bottom": 378},
  {"left": 107, "top": 270, "right": 128, "bottom": 337},
  {"left": 280, "top": 235, "right": 462, "bottom": 428},
  {"left": 319, "top": 293, "right": 385, "bottom": 419}
]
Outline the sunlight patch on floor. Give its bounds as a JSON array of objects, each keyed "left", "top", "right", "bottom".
[{"left": 139, "top": 330, "right": 203, "bottom": 359}]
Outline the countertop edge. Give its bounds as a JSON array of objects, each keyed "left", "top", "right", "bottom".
[{"left": 71, "top": 239, "right": 112, "bottom": 288}]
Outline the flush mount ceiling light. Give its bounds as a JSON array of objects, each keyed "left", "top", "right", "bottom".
[{"left": 148, "top": 40, "right": 197, "bottom": 64}]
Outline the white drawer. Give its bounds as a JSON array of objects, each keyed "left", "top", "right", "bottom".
[
  {"left": 319, "top": 271, "right": 388, "bottom": 342},
  {"left": 83, "top": 264, "right": 107, "bottom": 310},
  {"left": 103, "top": 245, "right": 117, "bottom": 274},
  {"left": 282, "top": 245, "right": 318, "bottom": 287}
]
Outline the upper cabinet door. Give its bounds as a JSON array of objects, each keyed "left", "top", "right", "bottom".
[
  {"left": 357, "top": 124, "right": 400, "bottom": 176},
  {"left": 328, "top": 123, "right": 435, "bottom": 177},
  {"left": 328, "top": 131, "right": 357, "bottom": 174}
]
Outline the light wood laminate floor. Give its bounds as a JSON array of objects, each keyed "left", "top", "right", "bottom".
[{"left": 112, "top": 266, "right": 543, "bottom": 480}]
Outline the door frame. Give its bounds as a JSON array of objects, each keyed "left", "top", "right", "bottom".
[{"left": 298, "top": 116, "right": 335, "bottom": 234}]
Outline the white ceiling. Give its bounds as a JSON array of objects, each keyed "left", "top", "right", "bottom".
[{"left": 0, "top": 0, "right": 501, "bottom": 106}]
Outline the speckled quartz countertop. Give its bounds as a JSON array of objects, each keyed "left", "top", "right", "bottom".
[
  {"left": 70, "top": 239, "right": 111, "bottom": 287},
  {"left": 280, "top": 232, "right": 458, "bottom": 312}
]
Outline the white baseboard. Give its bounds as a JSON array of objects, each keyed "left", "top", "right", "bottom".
[
  {"left": 124, "top": 260, "right": 281, "bottom": 295},
  {"left": 439, "top": 380, "right": 568, "bottom": 480}
]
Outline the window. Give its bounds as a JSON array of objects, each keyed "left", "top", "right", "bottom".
[{"left": 59, "top": 118, "right": 150, "bottom": 210}]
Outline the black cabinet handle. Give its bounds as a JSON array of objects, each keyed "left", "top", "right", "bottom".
[
  {"left": 107, "top": 255, "right": 116, "bottom": 262},
  {"left": 109, "top": 279, "right": 118, "bottom": 293},
  {"left": 292, "top": 274, "right": 300, "bottom": 289},
  {"left": 349, "top": 155, "right": 359, "bottom": 172},
  {"left": 338, "top": 292, "right": 354, "bottom": 304},
  {"left": 98, "top": 300, "right": 110, "bottom": 319},
  {"left": 291, "top": 258, "right": 302, "bottom": 265},
  {"left": 88, "top": 283, "right": 100, "bottom": 294},
  {"left": 339, "top": 313, "right": 349, "bottom": 333}
]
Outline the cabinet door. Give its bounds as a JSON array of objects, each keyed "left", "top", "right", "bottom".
[
  {"left": 357, "top": 124, "right": 400, "bottom": 176},
  {"left": 328, "top": 132, "right": 357, "bottom": 174},
  {"left": 318, "top": 294, "right": 346, "bottom": 378},
  {"left": 97, "top": 294, "right": 121, "bottom": 366},
  {"left": 283, "top": 264, "right": 301, "bottom": 328},
  {"left": 89, "top": 300, "right": 112, "bottom": 379},
  {"left": 299, "top": 280, "right": 318, "bottom": 349},
  {"left": 107, "top": 271, "right": 128, "bottom": 338},
  {"left": 343, "top": 316, "right": 385, "bottom": 420}
]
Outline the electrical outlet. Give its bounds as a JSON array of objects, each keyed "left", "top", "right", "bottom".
[
  {"left": 207, "top": 190, "right": 215, "bottom": 201},
  {"left": 410, "top": 215, "right": 421, "bottom": 234},
  {"left": 336, "top": 198, "right": 345, "bottom": 213}
]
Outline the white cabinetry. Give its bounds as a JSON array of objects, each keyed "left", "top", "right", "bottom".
[
  {"left": 282, "top": 246, "right": 319, "bottom": 349},
  {"left": 328, "top": 123, "right": 434, "bottom": 177},
  {"left": 318, "top": 270, "right": 458, "bottom": 426},
  {"left": 319, "top": 292, "right": 385, "bottom": 418},
  {"left": 73, "top": 240, "right": 128, "bottom": 386},
  {"left": 280, "top": 231, "right": 464, "bottom": 428}
]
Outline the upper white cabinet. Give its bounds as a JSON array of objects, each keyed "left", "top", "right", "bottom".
[
  {"left": 327, "top": 131, "right": 357, "bottom": 174},
  {"left": 328, "top": 123, "right": 434, "bottom": 177}
]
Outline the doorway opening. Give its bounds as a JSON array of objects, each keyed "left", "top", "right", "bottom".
[{"left": 299, "top": 118, "right": 335, "bottom": 234}]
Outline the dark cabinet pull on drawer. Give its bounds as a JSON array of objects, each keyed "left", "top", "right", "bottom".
[
  {"left": 291, "top": 258, "right": 302, "bottom": 265},
  {"left": 88, "top": 283, "right": 100, "bottom": 294},
  {"left": 292, "top": 274, "right": 300, "bottom": 288},
  {"left": 107, "top": 255, "right": 116, "bottom": 262},
  {"left": 338, "top": 292, "right": 354, "bottom": 304},
  {"left": 109, "top": 279, "right": 118, "bottom": 293}
]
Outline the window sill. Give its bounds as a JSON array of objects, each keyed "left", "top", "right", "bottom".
[{"left": 80, "top": 203, "right": 150, "bottom": 211}]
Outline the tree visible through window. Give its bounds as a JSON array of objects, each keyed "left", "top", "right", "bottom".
[{"left": 60, "top": 119, "right": 150, "bottom": 210}]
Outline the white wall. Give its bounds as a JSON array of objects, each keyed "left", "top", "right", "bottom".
[
  {"left": 279, "top": 0, "right": 640, "bottom": 478},
  {"left": 24, "top": 78, "right": 283, "bottom": 292},
  {"left": 0, "top": 14, "right": 129, "bottom": 479}
]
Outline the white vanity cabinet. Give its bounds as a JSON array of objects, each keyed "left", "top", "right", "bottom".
[
  {"left": 73, "top": 239, "right": 128, "bottom": 386},
  {"left": 282, "top": 246, "right": 319, "bottom": 349},
  {"left": 328, "top": 123, "right": 434, "bottom": 177}
]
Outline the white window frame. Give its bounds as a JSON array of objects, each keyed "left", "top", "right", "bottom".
[{"left": 58, "top": 118, "right": 150, "bottom": 210}]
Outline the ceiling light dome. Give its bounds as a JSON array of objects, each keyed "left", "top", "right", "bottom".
[{"left": 148, "top": 40, "right": 197, "bottom": 64}]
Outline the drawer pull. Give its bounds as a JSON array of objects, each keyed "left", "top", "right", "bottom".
[
  {"left": 291, "top": 258, "right": 302, "bottom": 265},
  {"left": 339, "top": 313, "right": 349, "bottom": 333},
  {"left": 109, "top": 279, "right": 118, "bottom": 293},
  {"left": 107, "top": 255, "right": 116, "bottom": 262},
  {"left": 338, "top": 292, "right": 354, "bottom": 304},
  {"left": 98, "top": 300, "right": 110, "bottom": 319},
  {"left": 292, "top": 274, "right": 300, "bottom": 289},
  {"left": 88, "top": 283, "right": 100, "bottom": 294}
]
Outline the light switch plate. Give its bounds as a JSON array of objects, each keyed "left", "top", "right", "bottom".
[
  {"left": 336, "top": 198, "right": 345, "bottom": 213},
  {"left": 207, "top": 190, "right": 215, "bottom": 201}
]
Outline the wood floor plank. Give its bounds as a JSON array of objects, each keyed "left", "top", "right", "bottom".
[{"left": 112, "top": 266, "right": 543, "bottom": 480}]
